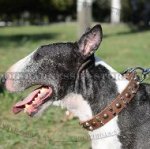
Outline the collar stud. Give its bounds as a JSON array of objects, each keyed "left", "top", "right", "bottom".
[
  {"left": 103, "top": 113, "right": 109, "bottom": 119},
  {"left": 116, "top": 103, "right": 121, "bottom": 108},
  {"left": 80, "top": 72, "right": 140, "bottom": 131}
]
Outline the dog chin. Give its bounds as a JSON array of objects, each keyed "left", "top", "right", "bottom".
[
  {"left": 32, "top": 100, "right": 62, "bottom": 117},
  {"left": 31, "top": 100, "right": 54, "bottom": 117}
]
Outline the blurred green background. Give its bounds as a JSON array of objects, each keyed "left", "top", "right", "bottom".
[
  {"left": 0, "top": 22, "right": 149, "bottom": 149},
  {"left": 0, "top": 0, "right": 150, "bottom": 149}
]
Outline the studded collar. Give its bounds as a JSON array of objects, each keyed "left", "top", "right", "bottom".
[{"left": 80, "top": 72, "right": 140, "bottom": 131}]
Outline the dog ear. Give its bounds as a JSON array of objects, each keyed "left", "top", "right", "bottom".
[
  {"left": 77, "top": 24, "right": 103, "bottom": 58},
  {"left": 84, "top": 27, "right": 91, "bottom": 33}
]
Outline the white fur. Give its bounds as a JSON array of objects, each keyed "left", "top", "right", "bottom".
[
  {"left": 89, "top": 117, "right": 121, "bottom": 149},
  {"left": 61, "top": 57, "right": 129, "bottom": 149},
  {"left": 10, "top": 51, "right": 35, "bottom": 72},
  {"left": 62, "top": 93, "right": 93, "bottom": 121},
  {"left": 62, "top": 93, "right": 122, "bottom": 149},
  {"left": 91, "top": 57, "right": 129, "bottom": 149}
]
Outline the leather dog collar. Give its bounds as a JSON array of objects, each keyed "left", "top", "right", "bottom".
[{"left": 80, "top": 72, "right": 140, "bottom": 131}]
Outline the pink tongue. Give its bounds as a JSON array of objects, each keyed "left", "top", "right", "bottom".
[
  {"left": 12, "top": 87, "right": 53, "bottom": 114},
  {"left": 14, "top": 89, "right": 40, "bottom": 107},
  {"left": 12, "top": 89, "right": 40, "bottom": 114}
]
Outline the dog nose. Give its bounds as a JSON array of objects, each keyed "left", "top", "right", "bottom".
[{"left": 0, "top": 75, "right": 6, "bottom": 85}]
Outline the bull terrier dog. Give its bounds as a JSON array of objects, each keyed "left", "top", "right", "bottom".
[{"left": 3, "top": 25, "right": 150, "bottom": 149}]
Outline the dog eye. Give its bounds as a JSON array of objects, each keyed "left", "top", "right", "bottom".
[{"left": 33, "top": 53, "right": 43, "bottom": 61}]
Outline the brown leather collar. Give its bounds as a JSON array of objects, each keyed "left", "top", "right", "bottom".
[{"left": 80, "top": 72, "right": 140, "bottom": 131}]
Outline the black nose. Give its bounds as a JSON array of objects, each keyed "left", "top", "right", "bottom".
[
  {"left": 0, "top": 75, "right": 5, "bottom": 93},
  {"left": 0, "top": 74, "right": 6, "bottom": 85}
]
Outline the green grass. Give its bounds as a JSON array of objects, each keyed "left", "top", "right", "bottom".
[{"left": 0, "top": 23, "right": 150, "bottom": 149}]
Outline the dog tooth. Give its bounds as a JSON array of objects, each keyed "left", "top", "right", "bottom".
[
  {"left": 41, "top": 88, "right": 48, "bottom": 93},
  {"left": 34, "top": 98, "right": 38, "bottom": 102},
  {"left": 38, "top": 94, "right": 43, "bottom": 98},
  {"left": 34, "top": 97, "right": 39, "bottom": 100},
  {"left": 24, "top": 109, "right": 27, "bottom": 113},
  {"left": 38, "top": 93, "right": 44, "bottom": 98},
  {"left": 25, "top": 104, "right": 30, "bottom": 108},
  {"left": 40, "top": 89, "right": 45, "bottom": 93},
  {"left": 34, "top": 97, "right": 40, "bottom": 102},
  {"left": 24, "top": 104, "right": 30, "bottom": 113},
  {"left": 32, "top": 101, "right": 36, "bottom": 104}
]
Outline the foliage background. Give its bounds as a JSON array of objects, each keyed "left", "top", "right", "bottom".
[{"left": 0, "top": 0, "right": 149, "bottom": 24}]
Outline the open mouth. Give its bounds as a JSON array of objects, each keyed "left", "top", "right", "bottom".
[{"left": 12, "top": 86, "right": 53, "bottom": 116}]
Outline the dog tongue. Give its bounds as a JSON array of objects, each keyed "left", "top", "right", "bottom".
[
  {"left": 12, "top": 86, "right": 53, "bottom": 115},
  {"left": 15, "top": 90, "right": 40, "bottom": 107},
  {"left": 12, "top": 89, "right": 40, "bottom": 114}
]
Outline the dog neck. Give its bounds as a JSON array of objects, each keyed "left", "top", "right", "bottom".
[
  {"left": 95, "top": 57, "right": 129, "bottom": 94},
  {"left": 62, "top": 57, "right": 129, "bottom": 149}
]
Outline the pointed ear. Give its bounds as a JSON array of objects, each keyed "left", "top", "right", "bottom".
[{"left": 77, "top": 24, "right": 103, "bottom": 58}]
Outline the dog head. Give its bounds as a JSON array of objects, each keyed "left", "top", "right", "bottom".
[{"left": 4, "top": 24, "right": 103, "bottom": 116}]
